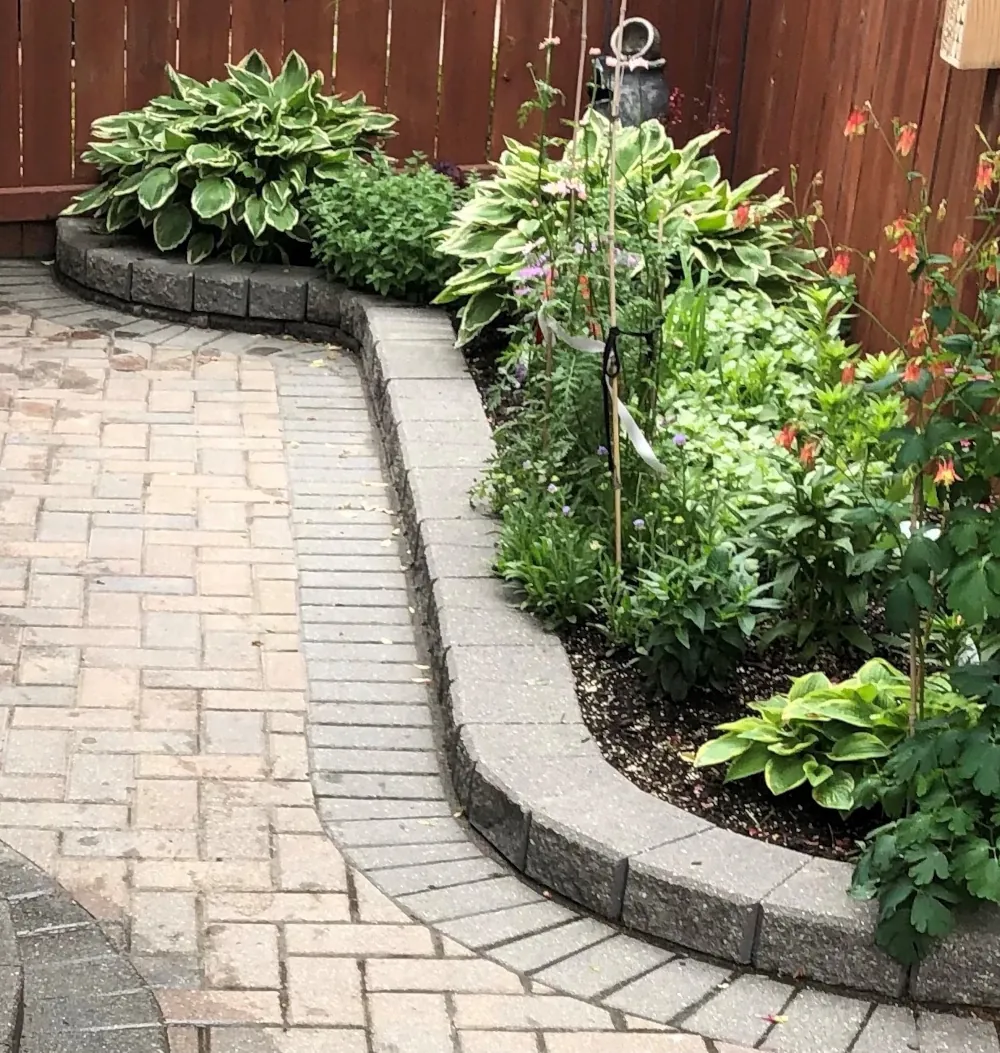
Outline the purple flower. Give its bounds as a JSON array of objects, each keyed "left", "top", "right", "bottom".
[
  {"left": 633, "top": 518, "right": 646, "bottom": 529},
  {"left": 673, "top": 433, "right": 688, "bottom": 447},
  {"left": 518, "top": 264, "right": 545, "bottom": 280},
  {"left": 597, "top": 445, "right": 608, "bottom": 457},
  {"left": 514, "top": 361, "right": 528, "bottom": 385},
  {"left": 547, "top": 483, "right": 558, "bottom": 494},
  {"left": 513, "top": 286, "right": 531, "bottom": 297},
  {"left": 561, "top": 505, "right": 572, "bottom": 516}
]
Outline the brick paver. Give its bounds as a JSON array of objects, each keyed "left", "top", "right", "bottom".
[{"left": 0, "top": 263, "right": 991, "bottom": 1053}]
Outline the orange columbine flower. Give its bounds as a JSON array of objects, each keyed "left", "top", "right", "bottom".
[
  {"left": 895, "top": 122, "right": 918, "bottom": 157},
  {"left": 799, "top": 441, "right": 818, "bottom": 469},
  {"left": 934, "top": 458, "right": 961, "bottom": 487},
  {"left": 829, "top": 251, "right": 851, "bottom": 278},
  {"left": 776, "top": 423, "right": 798, "bottom": 451},
  {"left": 891, "top": 231, "right": 919, "bottom": 264},
  {"left": 952, "top": 235, "right": 969, "bottom": 263},
  {"left": 989, "top": 263, "right": 999, "bottom": 284},
  {"left": 976, "top": 156, "right": 995, "bottom": 194},
  {"left": 841, "top": 363, "right": 857, "bottom": 385},
  {"left": 903, "top": 357, "right": 923, "bottom": 383},
  {"left": 908, "top": 321, "right": 929, "bottom": 349},
  {"left": 929, "top": 358, "right": 950, "bottom": 379},
  {"left": 733, "top": 203, "right": 752, "bottom": 230},
  {"left": 844, "top": 108, "right": 868, "bottom": 138}
]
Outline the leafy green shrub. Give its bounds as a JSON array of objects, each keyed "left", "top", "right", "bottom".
[
  {"left": 602, "top": 546, "right": 774, "bottom": 702},
  {"left": 306, "top": 153, "right": 465, "bottom": 302},
  {"left": 434, "top": 110, "right": 816, "bottom": 345},
  {"left": 850, "top": 662, "right": 1000, "bottom": 963},
  {"left": 64, "top": 51, "right": 396, "bottom": 264},
  {"left": 694, "top": 659, "right": 975, "bottom": 811}
]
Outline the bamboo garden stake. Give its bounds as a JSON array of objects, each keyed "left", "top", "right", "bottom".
[{"left": 607, "top": 0, "right": 629, "bottom": 569}]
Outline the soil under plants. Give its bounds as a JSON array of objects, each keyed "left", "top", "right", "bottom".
[{"left": 562, "top": 623, "right": 892, "bottom": 862}]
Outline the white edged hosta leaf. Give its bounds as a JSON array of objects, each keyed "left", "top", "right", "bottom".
[
  {"left": 192, "top": 175, "right": 237, "bottom": 219},
  {"left": 153, "top": 202, "right": 193, "bottom": 251},
  {"left": 186, "top": 230, "right": 215, "bottom": 264},
  {"left": 137, "top": 166, "right": 178, "bottom": 211}
]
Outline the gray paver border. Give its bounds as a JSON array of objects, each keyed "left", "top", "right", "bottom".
[
  {"left": 0, "top": 841, "right": 168, "bottom": 1053},
  {"left": 50, "top": 218, "right": 991, "bottom": 1010}
]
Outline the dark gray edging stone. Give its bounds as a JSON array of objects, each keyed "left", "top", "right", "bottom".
[
  {"left": 0, "top": 840, "right": 167, "bottom": 1053},
  {"left": 50, "top": 215, "right": 992, "bottom": 1009}
]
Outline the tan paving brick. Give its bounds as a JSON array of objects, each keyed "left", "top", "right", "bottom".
[
  {"left": 369, "top": 992, "right": 452, "bottom": 1053},
  {"left": 211, "top": 1030, "right": 367, "bottom": 1053},
  {"left": 199, "top": 562, "right": 253, "bottom": 596},
  {"left": 286, "top": 923, "right": 433, "bottom": 958},
  {"left": 459, "top": 1035, "right": 539, "bottom": 1053},
  {"left": 67, "top": 753, "right": 134, "bottom": 802},
  {"left": 133, "top": 860, "right": 273, "bottom": 891},
  {"left": 135, "top": 778, "right": 199, "bottom": 828},
  {"left": 158, "top": 989, "right": 283, "bottom": 1026},
  {"left": 54, "top": 858, "right": 130, "bottom": 920},
  {"left": 368, "top": 958, "right": 525, "bottom": 994},
  {"left": 18, "top": 645, "right": 79, "bottom": 685},
  {"left": 287, "top": 956, "right": 364, "bottom": 1025},
  {"left": 544, "top": 1037, "right": 709, "bottom": 1052},
  {"left": 140, "top": 688, "right": 197, "bottom": 731},
  {"left": 78, "top": 665, "right": 140, "bottom": 708},
  {"left": 276, "top": 833, "right": 348, "bottom": 892},
  {"left": 270, "top": 733, "right": 309, "bottom": 780},
  {"left": 3, "top": 728, "right": 68, "bottom": 775},
  {"left": 206, "top": 892, "right": 351, "bottom": 923},
  {"left": 132, "top": 890, "right": 199, "bottom": 954},
  {"left": 262, "top": 650, "right": 307, "bottom": 690},
  {"left": 206, "top": 923, "right": 280, "bottom": 989},
  {"left": 87, "top": 592, "right": 141, "bottom": 628}
]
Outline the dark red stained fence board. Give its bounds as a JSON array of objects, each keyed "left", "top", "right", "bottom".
[
  {"left": 0, "top": 0, "right": 19, "bottom": 188},
  {"left": 492, "top": 0, "right": 554, "bottom": 157},
  {"left": 708, "top": 0, "right": 751, "bottom": 176},
  {"left": 283, "top": 0, "right": 336, "bottom": 85},
  {"left": 0, "top": 225, "right": 23, "bottom": 258},
  {"left": 231, "top": 0, "right": 285, "bottom": 74},
  {"left": 0, "top": 186, "right": 91, "bottom": 222},
  {"left": 386, "top": 0, "right": 445, "bottom": 159},
  {"left": 20, "top": 0, "right": 74, "bottom": 187},
  {"left": 336, "top": 0, "right": 390, "bottom": 107},
  {"left": 127, "top": 0, "right": 177, "bottom": 108},
  {"left": 437, "top": 0, "right": 497, "bottom": 164},
  {"left": 75, "top": 0, "right": 128, "bottom": 177},
  {"left": 178, "top": 0, "right": 233, "bottom": 83}
]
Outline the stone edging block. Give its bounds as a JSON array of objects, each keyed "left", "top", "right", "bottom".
[{"left": 50, "top": 217, "right": 993, "bottom": 1008}]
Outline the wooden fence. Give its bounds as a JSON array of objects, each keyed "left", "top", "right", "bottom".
[{"left": 0, "top": 0, "right": 997, "bottom": 342}]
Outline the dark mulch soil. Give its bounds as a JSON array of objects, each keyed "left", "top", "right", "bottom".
[
  {"left": 561, "top": 622, "right": 894, "bottom": 862},
  {"left": 460, "top": 320, "right": 888, "bottom": 862}
]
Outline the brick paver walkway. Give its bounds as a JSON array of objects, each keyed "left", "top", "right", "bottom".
[{"left": 0, "top": 262, "right": 995, "bottom": 1053}]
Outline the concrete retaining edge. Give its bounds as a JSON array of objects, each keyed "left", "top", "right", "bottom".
[{"left": 53, "top": 216, "right": 999, "bottom": 1009}]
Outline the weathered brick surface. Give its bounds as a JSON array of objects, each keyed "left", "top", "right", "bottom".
[{"left": 0, "top": 262, "right": 981, "bottom": 1053}]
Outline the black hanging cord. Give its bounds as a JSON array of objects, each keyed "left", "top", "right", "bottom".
[{"left": 600, "top": 323, "right": 658, "bottom": 476}]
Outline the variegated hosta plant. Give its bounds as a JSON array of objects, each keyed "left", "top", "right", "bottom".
[
  {"left": 64, "top": 50, "right": 397, "bottom": 264},
  {"left": 434, "top": 108, "right": 817, "bottom": 345}
]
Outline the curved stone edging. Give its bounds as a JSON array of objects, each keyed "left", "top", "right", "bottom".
[
  {"left": 50, "top": 217, "right": 997, "bottom": 1011},
  {"left": 0, "top": 841, "right": 167, "bottom": 1053}
]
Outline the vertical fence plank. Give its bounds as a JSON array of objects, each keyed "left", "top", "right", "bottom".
[
  {"left": 75, "top": 0, "right": 127, "bottom": 176},
  {"left": 335, "top": 0, "right": 390, "bottom": 106},
  {"left": 178, "top": 0, "right": 232, "bottom": 82},
  {"left": 127, "top": 0, "right": 177, "bottom": 108},
  {"left": 386, "top": 0, "right": 445, "bottom": 159},
  {"left": 709, "top": 0, "right": 751, "bottom": 176},
  {"left": 283, "top": 0, "right": 336, "bottom": 83},
  {"left": 492, "top": 0, "right": 553, "bottom": 156},
  {"left": 21, "top": 0, "right": 74, "bottom": 186},
  {"left": 549, "top": 0, "right": 606, "bottom": 134},
  {"left": 438, "top": 0, "right": 496, "bottom": 164},
  {"left": 0, "top": 0, "right": 19, "bottom": 189},
  {"left": 232, "top": 0, "right": 285, "bottom": 73}
]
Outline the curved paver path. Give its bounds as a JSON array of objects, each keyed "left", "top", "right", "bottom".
[{"left": 0, "top": 260, "right": 992, "bottom": 1053}]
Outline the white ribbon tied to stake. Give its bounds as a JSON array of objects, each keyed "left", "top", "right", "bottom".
[{"left": 537, "top": 307, "right": 669, "bottom": 477}]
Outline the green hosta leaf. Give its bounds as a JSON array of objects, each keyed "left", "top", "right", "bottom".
[
  {"left": 828, "top": 732, "right": 891, "bottom": 762},
  {"left": 264, "top": 201, "right": 299, "bottom": 232},
  {"left": 186, "top": 230, "right": 215, "bottom": 264},
  {"left": 231, "top": 243, "right": 249, "bottom": 264},
  {"left": 275, "top": 50, "right": 310, "bottom": 98},
  {"left": 457, "top": 290, "right": 503, "bottom": 346},
  {"left": 153, "top": 202, "right": 193, "bottom": 251},
  {"left": 192, "top": 176, "right": 237, "bottom": 219},
  {"left": 185, "top": 143, "right": 233, "bottom": 169},
  {"left": 262, "top": 180, "right": 291, "bottom": 211},
  {"left": 110, "top": 171, "right": 146, "bottom": 198},
  {"left": 692, "top": 734, "right": 749, "bottom": 767},
  {"left": 723, "top": 743, "right": 769, "bottom": 781},
  {"left": 106, "top": 192, "right": 140, "bottom": 232},
  {"left": 787, "top": 671, "right": 831, "bottom": 701},
  {"left": 244, "top": 196, "right": 267, "bottom": 240},
  {"left": 764, "top": 755, "right": 808, "bottom": 795},
  {"left": 137, "top": 166, "right": 178, "bottom": 211},
  {"left": 812, "top": 769, "right": 855, "bottom": 810},
  {"left": 63, "top": 182, "right": 112, "bottom": 216}
]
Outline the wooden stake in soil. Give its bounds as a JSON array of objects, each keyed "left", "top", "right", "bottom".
[{"left": 607, "top": 0, "right": 629, "bottom": 569}]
